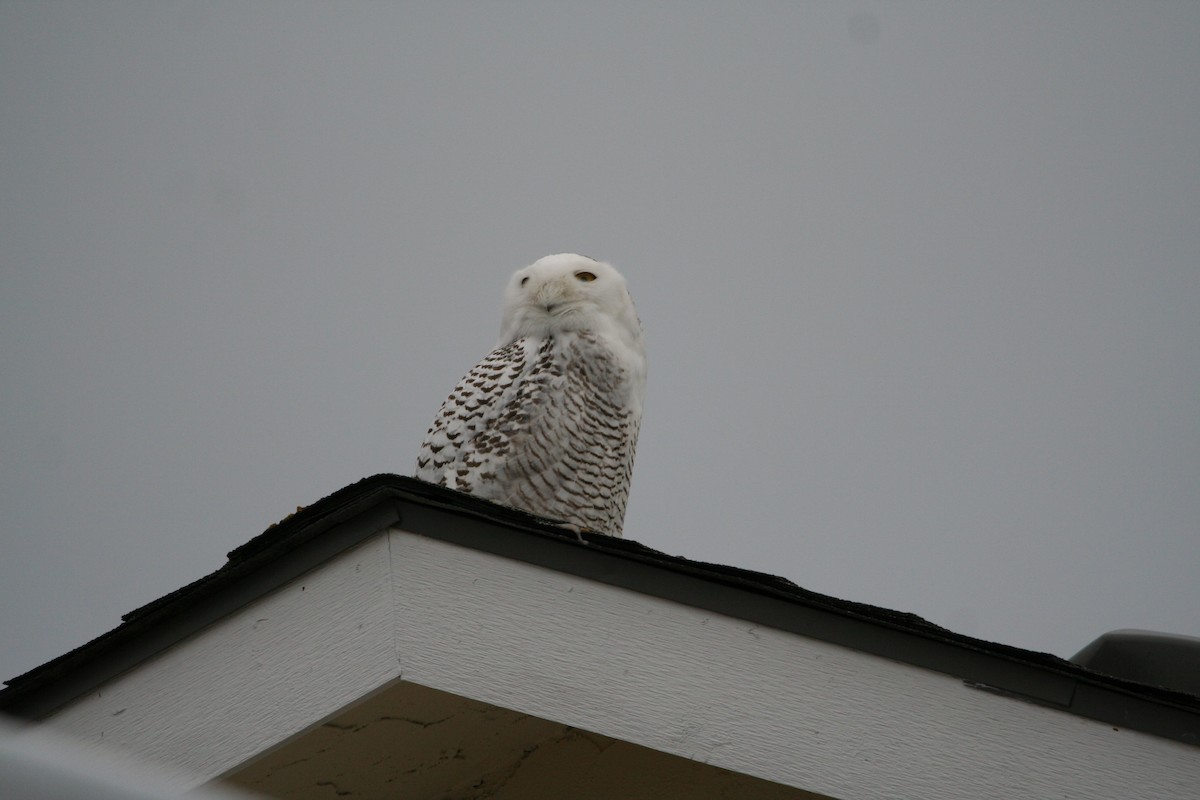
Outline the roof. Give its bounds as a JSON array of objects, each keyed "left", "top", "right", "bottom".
[{"left": 2, "top": 474, "right": 1198, "bottom": 747}]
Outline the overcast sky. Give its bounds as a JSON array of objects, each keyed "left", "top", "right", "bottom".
[{"left": 2, "top": 2, "right": 1198, "bottom": 685}]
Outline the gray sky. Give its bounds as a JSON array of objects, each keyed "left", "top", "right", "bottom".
[{"left": 2, "top": 2, "right": 1198, "bottom": 684}]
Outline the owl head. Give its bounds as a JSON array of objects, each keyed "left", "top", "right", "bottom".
[{"left": 498, "top": 254, "right": 644, "bottom": 352}]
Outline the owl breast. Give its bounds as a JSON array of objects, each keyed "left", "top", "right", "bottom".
[{"left": 416, "top": 331, "right": 642, "bottom": 536}]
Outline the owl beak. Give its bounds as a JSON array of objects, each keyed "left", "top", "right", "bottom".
[{"left": 535, "top": 280, "right": 573, "bottom": 314}]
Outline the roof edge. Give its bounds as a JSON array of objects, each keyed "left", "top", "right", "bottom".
[{"left": 2, "top": 475, "right": 1197, "bottom": 747}]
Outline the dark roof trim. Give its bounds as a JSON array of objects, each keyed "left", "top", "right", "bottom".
[{"left": 2, "top": 475, "right": 1198, "bottom": 747}]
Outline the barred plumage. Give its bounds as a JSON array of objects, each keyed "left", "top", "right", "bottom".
[{"left": 415, "top": 254, "right": 646, "bottom": 537}]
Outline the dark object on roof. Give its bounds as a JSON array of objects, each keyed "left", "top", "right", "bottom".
[
  {"left": 1072, "top": 630, "right": 1200, "bottom": 697},
  {"left": 1, "top": 475, "right": 1198, "bottom": 747}
]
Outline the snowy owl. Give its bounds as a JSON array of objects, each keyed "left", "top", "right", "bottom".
[{"left": 416, "top": 253, "right": 646, "bottom": 537}]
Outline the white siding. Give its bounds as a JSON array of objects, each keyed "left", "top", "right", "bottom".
[
  {"left": 44, "top": 535, "right": 398, "bottom": 788},
  {"left": 40, "top": 527, "right": 1200, "bottom": 799},
  {"left": 388, "top": 530, "right": 1199, "bottom": 800}
]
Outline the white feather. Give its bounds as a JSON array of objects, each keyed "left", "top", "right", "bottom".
[{"left": 416, "top": 254, "right": 646, "bottom": 536}]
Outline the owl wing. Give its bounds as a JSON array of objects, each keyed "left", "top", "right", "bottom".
[
  {"left": 416, "top": 334, "right": 637, "bottom": 535},
  {"left": 415, "top": 338, "right": 545, "bottom": 499}
]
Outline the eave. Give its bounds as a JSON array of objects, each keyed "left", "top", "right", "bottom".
[{"left": 3, "top": 474, "right": 1197, "bottom": 745}]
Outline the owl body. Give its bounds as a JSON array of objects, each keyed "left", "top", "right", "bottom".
[{"left": 416, "top": 254, "right": 645, "bottom": 537}]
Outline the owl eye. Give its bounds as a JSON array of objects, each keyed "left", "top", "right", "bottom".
[
  {"left": 520, "top": 276, "right": 530, "bottom": 286},
  {"left": 575, "top": 271, "right": 597, "bottom": 282}
]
